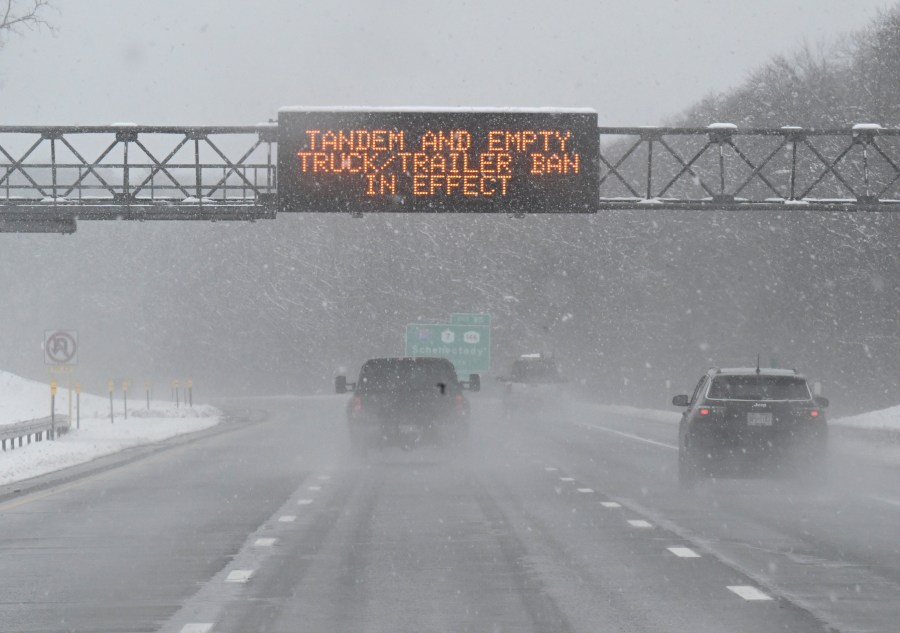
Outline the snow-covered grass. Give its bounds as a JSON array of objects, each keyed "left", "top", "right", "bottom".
[
  {"left": 831, "top": 405, "right": 900, "bottom": 433},
  {"left": 0, "top": 371, "right": 220, "bottom": 486},
  {"left": 567, "top": 393, "right": 900, "bottom": 434}
]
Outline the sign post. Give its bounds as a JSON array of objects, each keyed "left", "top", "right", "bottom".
[
  {"left": 108, "top": 381, "right": 114, "bottom": 424},
  {"left": 50, "top": 381, "right": 57, "bottom": 440},
  {"left": 75, "top": 383, "right": 81, "bottom": 430},
  {"left": 122, "top": 382, "right": 129, "bottom": 420}
]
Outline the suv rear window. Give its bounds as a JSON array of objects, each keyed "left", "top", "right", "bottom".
[
  {"left": 511, "top": 359, "right": 561, "bottom": 383},
  {"left": 706, "top": 375, "right": 811, "bottom": 401},
  {"left": 358, "top": 358, "right": 458, "bottom": 393}
]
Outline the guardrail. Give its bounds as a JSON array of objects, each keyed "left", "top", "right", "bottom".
[{"left": 0, "top": 415, "right": 71, "bottom": 451}]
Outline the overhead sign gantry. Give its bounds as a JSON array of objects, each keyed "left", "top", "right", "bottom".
[{"left": 3, "top": 109, "right": 900, "bottom": 233}]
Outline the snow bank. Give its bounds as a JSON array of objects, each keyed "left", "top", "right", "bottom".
[
  {"left": 0, "top": 371, "right": 220, "bottom": 486},
  {"left": 580, "top": 395, "right": 900, "bottom": 436},
  {"left": 832, "top": 405, "right": 900, "bottom": 433}
]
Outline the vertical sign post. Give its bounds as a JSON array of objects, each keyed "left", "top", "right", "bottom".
[
  {"left": 122, "top": 382, "right": 129, "bottom": 420},
  {"left": 174, "top": 380, "right": 180, "bottom": 408},
  {"left": 187, "top": 379, "right": 193, "bottom": 408},
  {"left": 146, "top": 382, "right": 151, "bottom": 411},
  {"left": 108, "top": 381, "right": 114, "bottom": 424},
  {"left": 50, "top": 381, "right": 57, "bottom": 440},
  {"left": 75, "top": 383, "right": 81, "bottom": 430}
]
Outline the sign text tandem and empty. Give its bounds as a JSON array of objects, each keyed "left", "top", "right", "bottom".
[{"left": 278, "top": 109, "right": 599, "bottom": 214}]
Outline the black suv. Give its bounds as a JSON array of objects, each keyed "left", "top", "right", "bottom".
[
  {"left": 335, "top": 357, "right": 480, "bottom": 453},
  {"left": 672, "top": 368, "right": 828, "bottom": 487}
]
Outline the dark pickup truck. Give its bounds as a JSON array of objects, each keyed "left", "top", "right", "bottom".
[{"left": 336, "top": 357, "right": 480, "bottom": 453}]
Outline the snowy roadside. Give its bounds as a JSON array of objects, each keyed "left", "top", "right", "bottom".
[
  {"left": 0, "top": 371, "right": 221, "bottom": 487},
  {"left": 577, "top": 399, "right": 900, "bottom": 440}
]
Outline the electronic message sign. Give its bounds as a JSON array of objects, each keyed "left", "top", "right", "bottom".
[{"left": 277, "top": 108, "right": 599, "bottom": 214}]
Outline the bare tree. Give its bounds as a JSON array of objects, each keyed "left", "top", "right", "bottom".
[{"left": 0, "top": 0, "right": 52, "bottom": 48}]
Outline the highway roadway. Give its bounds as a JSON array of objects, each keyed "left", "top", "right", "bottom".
[{"left": 0, "top": 395, "right": 898, "bottom": 632}]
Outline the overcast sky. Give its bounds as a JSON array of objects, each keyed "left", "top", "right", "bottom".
[{"left": 0, "top": 0, "right": 894, "bottom": 126}]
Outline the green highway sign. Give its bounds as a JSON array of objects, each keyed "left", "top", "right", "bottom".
[
  {"left": 450, "top": 313, "right": 491, "bottom": 326},
  {"left": 405, "top": 323, "right": 490, "bottom": 374}
]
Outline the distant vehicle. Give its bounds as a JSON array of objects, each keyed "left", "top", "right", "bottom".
[
  {"left": 672, "top": 367, "right": 829, "bottom": 488},
  {"left": 498, "top": 353, "right": 565, "bottom": 416},
  {"left": 335, "top": 357, "right": 480, "bottom": 453}
]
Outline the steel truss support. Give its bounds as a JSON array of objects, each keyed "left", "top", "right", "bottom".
[
  {"left": 0, "top": 124, "right": 277, "bottom": 232},
  {"left": 4, "top": 123, "right": 900, "bottom": 232},
  {"left": 597, "top": 125, "right": 900, "bottom": 211}
]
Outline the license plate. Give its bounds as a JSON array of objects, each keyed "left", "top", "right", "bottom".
[{"left": 747, "top": 412, "right": 773, "bottom": 426}]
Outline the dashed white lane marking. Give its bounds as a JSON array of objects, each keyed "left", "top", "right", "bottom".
[
  {"left": 601, "top": 502, "right": 622, "bottom": 508},
  {"left": 577, "top": 488, "right": 595, "bottom": 494},
  {"left": 668, "top": 546, "right": 701, "bottom": 558},
  {"left": 180, "top": 625, "right": 213, "bottom": 633},
  {"left": 628, "top": 519, "right": 654, "bottom": 528},
  {"left": 576, "top": 421, "right": 678, "bottom": 451},
  {"left": 867, "top": 494, "right": 900, "bottom": 510},
  {"left": 254, "top": 538, "right": 277, "bottom": 547},
  {"left": 297, "top": 498, "right": 314, "bottom": 505},
  {"left": 226, "top": 569, "right": 254, "bottom": 583},
  {"left": 559, "top": 477, "right": 575, "bottom": 482},
  {"left": 727, "top": 585, "right": 773, "bottom": 601},
  {"left": 278, "top": 515, "right": 297, "bottom": 523},
  {"left": 308, "top": 486, "right": 322, "bottom": 491},
  {"left": 544, "top": 467, "right": 558, "bottom": 472}
]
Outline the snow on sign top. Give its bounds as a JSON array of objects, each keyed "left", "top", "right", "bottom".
[
  {"left": 277, "top": 109, "right": 599, "bottom": 214},
  {"left": 278, "top": 106, "right": 598, "bottom": 114}
]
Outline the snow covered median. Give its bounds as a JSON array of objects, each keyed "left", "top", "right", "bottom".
[{"left": 0, "top": 371, "right": 221, "bottom": 486}]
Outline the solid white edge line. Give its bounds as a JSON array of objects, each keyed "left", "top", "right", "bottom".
[
  {"left": 278, "top": 515, "right": 297, "bottom": 522},
  {"left": 628, "top": 519, "right": 653, "bottom": 528},
  {"left": 254, "top": 538, "right": 277, "bottom": 547},
  {"left": 180, "top": 625, "right": 214, "bottom": 633},
  {"left": 867, "top": 494, "right": 900, "bottom": 509},
  {"left": 576, "top": 421, "right": 678, "bottom": 450},
  {"left": 225, "top": 569, "right": 254, "bottom": 583},
  {"left": 667, "top": 546, "right": 701, "bottom": 558},
  {"left": 727, "top": 585, "right": 773, "bottom": 601}
]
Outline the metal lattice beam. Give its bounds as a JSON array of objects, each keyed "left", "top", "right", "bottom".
[
  {"left": 4, "top": 122, "right": 900, "bottom": 232},
  {"left": 597, "top": 125, "right": 900, "bottom": 211},
  {"left": 0, "top": 125, "right": 277, "bottom": 232}
]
